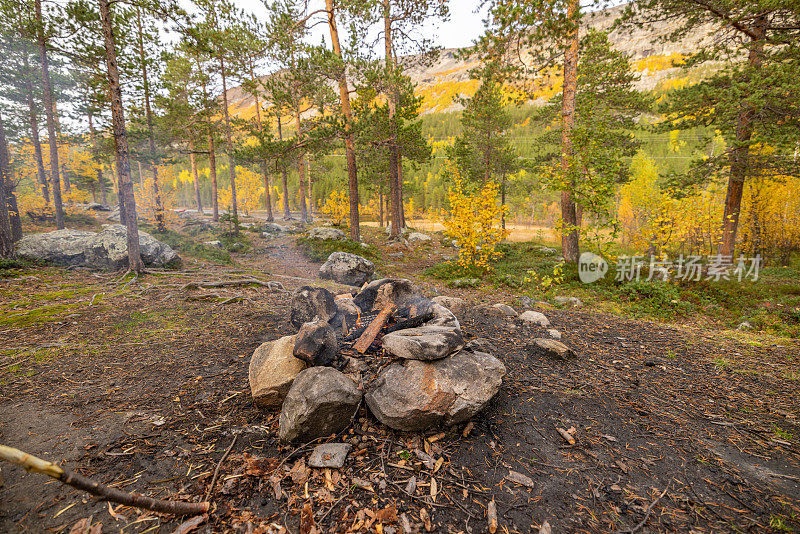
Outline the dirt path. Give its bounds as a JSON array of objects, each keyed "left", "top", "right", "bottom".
[{"left": 1, "top": 233, "right": 798, "bottom": 533}]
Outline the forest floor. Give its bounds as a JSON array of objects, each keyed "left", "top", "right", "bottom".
[{"left": 1, "top": 216, "right": 799, "bottom": 533}]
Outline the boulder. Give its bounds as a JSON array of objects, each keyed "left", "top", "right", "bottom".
[
  {"left": 365, "top": 350, "right": 506, "bottom": 431},
  {"left": 279, "top": 367, "right": 362, "bottom": 443},
  {"left": 85, "top": 202, "right": 111, "bottom": 211},
  {"left": 492, "top": 304, "right": 518, "bottom": 317},
  {"left": 293, "top": 318, "right": 338, "bottom": 367},
  {"left": 319, "top": 252, "right": 375, "bottom": 287},
  {"left": 519, "top": 310, "right": 551, "bottom": 327},
  {"left": 203, "top": 240, "right": 223, "bottom": 248},
  {"left": 262, "top": 222, "right": 289, "bottom": 234},
  {"left": 249, "top": 335, "right": 307, "bottom": 407},
  {"left": 289, "top": 286, "right": 338, "bottom": 329},
  {"left": 431, "top": 296, "right": 465, "bottom": 318},
  {"left": 83, "top": 225, "right": 182, "bottom": 270},
  {"left": 17, "top": 226, "right": 181, "bottom": 270},
  {"left": 385, "top": 223, "right": 409, "bottom": 236},
  {"left": 106, "top": 207, "right": 121, "bottom": 222},
  {"left": 16, "top": 229, "right": 96, "bottom": 266},
  {"left": 408, "top": 232, "right": 431, "bottom": 243},
  {"left": 451, "top": 278, "right": 480, "bottom": 288},
  {"left": 526, "top": 338, "right": 576, "bottom": 360},
  {"left": 382, "top": 325, "right": 464, "bottom": 361},
  {"left": 547, "top": 329, "right": 562, "bottom": 340},
  {"left": 427, "top": 302, "right": 461, "bottom": 330},
  {"left": 353, "top": 278, "right": 421, "bottom": 312},
  {"left": 308, "top": 227, "right": 346, "bottom": 241},
  {"left": 554, "top": 296, "right": 583, "bottom": 308}
]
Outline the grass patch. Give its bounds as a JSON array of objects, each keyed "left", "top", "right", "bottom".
[
  {"left": 296, "top": 236, "right": 380, "bottom": 263},
  {"left": 113, "top": 308, "right": 189, "bottom": 342},
  {"left": 424, "top": 240, "right": 800, "bottom": 337},
  {"left": 143, "top": 226, "right": 233, "bottom": 264}
]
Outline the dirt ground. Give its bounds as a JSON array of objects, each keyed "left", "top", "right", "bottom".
[{"left": 1, "top": 228, "right": 799, "bottom": 533}]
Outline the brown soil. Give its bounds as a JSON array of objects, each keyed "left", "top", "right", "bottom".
[{"left": 1, "top": 226, "right": 798, "bottom": 533}]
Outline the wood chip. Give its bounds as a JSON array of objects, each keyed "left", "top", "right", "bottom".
[
  {"left": 488, "top": 499, "right": 498, "bottom": 533},
  {"left": 556, "top": 427, "right": 576, "bottom": 445},
  {"left": 505, "top": 470, "right": 535, "bottom": 488}
]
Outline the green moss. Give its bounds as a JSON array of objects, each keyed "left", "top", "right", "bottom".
[
  {"left": 0, "top": 303, "right": 83, "bottom": 327},
  {"left": 144, "top": 227, "right": 233, "bottom": 264},
  {"left": 296, "top": 236, "right": 380, "bottom": 263}
]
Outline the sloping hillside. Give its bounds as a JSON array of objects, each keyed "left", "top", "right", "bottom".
[{"left": 226, "top": 4, "right": 715, "bottom": 117}]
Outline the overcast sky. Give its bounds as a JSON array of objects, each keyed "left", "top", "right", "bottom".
[{"left": 230, "top": 0, "right": 489, "bottom": 53}]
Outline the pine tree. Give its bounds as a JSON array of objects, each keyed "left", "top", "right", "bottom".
[{"left": 622, "top": 0, "right": 800, "bottom": 258}]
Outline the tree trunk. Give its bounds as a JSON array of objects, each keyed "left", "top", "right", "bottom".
[
  {"left": 277, "top": 116, "right": 291, "bottom": 219},
  {"left": 379, "top": 183, "right": 384, "bottom": 227},
  {"left": 398, "top": 157, "right": 406, "bottom": 229},
  {"left": 22, "top": 51, "right": 50, "bottom": 204},
  {"left": 720, "top": 17, "right": 766, "bottom": 258},
  {"left": 383, "top": 0, "right": 402, "bottom": 239},
  {"left": 307, "top": 162, "right": 313, "bottom": 218},
  {"left": 188, "top": 142, "right": 203, "bottom": 214},
  {"left": 99, "top": 0, "right": 143, "bottom": 272},
  {"left": 99, "top": 168, "right": 108, "bottom": 205},
  {"left": 0, "top": 111, "right": 19, "bottom": 254},
  {"left": 35, "top": 0, "right": 64, "bottom": 229},
  {"left": 218, "top": 56, "right": 238, "bottom": 234},
  {"left": 136, "top": 9, "right": 165, "bottom": 232},
  {"left": 326, "top": 0, "right": 359, "bottom": 241},
  {"left": 559, "top": 0, "right": 580, "bottom": 264},
  {"left": 249, "top": 67, "right": 272, "bottom": 221},
  {"left": 207, "top": 131, "right": 219, "bottom": 221},
  {"left": 501, "top": 170, "right": 506, "bottom": 232},
  {"left": 201, "top": 79, "right": 219, "bottom": 222}
]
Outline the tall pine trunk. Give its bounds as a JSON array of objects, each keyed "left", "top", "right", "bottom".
[
  {"left": 0, "top": 111, "right": 19, "bottom": 253},
  {"left": 99, "top": 0, "right": 143, "bottom": 272},
  {"left": 720, "top": 17, "right": 766, "bottom": 258},
  {"left": 326, "top": 0, "right": 360, "bottom": 241},
  {"left": 559, "top": 0, "right": 580, "bottom": 264},
  {"left": 22, "top": 50, "right": 50, "bottom": 204},
  {"left": 35, "top": 0, "right": 64, "bottom": 229},
  {"left": 277, "top": 116, "right": 290, "bottom": 219},
  {"left": 200, "top": 78, "right": 219, "bottom": 221},
  {"left": 188, "top": 142, "right": 204, "bottom": 214},
  {"left": 219, "top": 56, "right": 239, "bottom": 234},
  {"left": 136, "top": 9, "right": 165, "bottom": 232},
  {"left": 249, "top": 67, "right": 273, "bottom": 222},
  {"left": 384, "top": 0, "right": 402, "bottom": 239}
]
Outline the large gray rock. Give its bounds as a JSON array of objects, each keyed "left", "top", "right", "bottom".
[
  {"left": 319, "top": 252, "right": 375, "bottom": 287},
  {"left": 17, "top": 226, "right": 181, "bottom": 270},
  {"left": 16, "top": 229, "right": 96, "bottom": 266},
  {"left": 554, "top": 296, "right": 583, "bottom": 308},
  {"left": 382, "top": 325, "right": 464, "bottom": 361},
  {"left": 408, "top": 232, "right": 431, "bottom": 243},
  {"left": 431, "top": 296, "right": 465, "bottom": 318},
  {"left": 83, "top": 225, "right": 181, "bottom": 270},
  {"left": 289, "top": 286, "right": 338, "bottom": 329},
  {"left": 279, "top": 367, "right": 362, "bottom": 443},
  {"left": 308, "top": 227, "right": 346, "bottom": 240},
  {"left": 365, "top": 350, "right": 506, "bottom": 431},
  {"left": 519, "top": 310, "right": 550, "bottom": 327},
  {"left": 293, "top": 318, "right": 338, "bottom": 367},
  {"left": 427, "top": 302, "right": 461, "bottom": 330},
  {"left": 353, "top": 278, "right": 422, "bottom": 312},
  {"left": 262, "top": 222, "right": 289, "bottom": 234},
  {"left": 249, "top": 335, "right": 307, "bottom": 408}
]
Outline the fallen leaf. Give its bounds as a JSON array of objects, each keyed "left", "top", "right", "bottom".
[
  {"left": 300, "top": 503, "right": 315, "bottom": 534},
  {"left": 420, "top": 507, "right": 432, "bottom": 532},
  {"left": 462, "top": 421, "right": 474, "bottom": 438},
  {"left": 375, "top": 505, "right": 398, "bottom": 523},
  {"left": 505, "top": 470, "right": 535, "bottom": 488},
  {"left": 602, "top": 434, "right": 618, "bottom": 442},
  {"left": 169, "top": 514, "right": 207, "bottom": 534},
  {"left": 405, "top": 475, "right": 417, "bottom": 495},
  {"left": 538, "top": 520, "right": 552, "bottom": 534},
  {"left": 430, "top": 477, "right": 437, "bottom": 501},
  {"left": 556, "top": 427, "right": 576, "bottom": 445},
  {"left": 433, "top": 457, "right": 444, "bottom": 473},
  {"left": 614, "top": 460, "right": 629, "bottom": 474}
]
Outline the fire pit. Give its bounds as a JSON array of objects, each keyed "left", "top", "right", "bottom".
[{"left": 249, "top": 278, "right": 506, "bottom": 443}]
